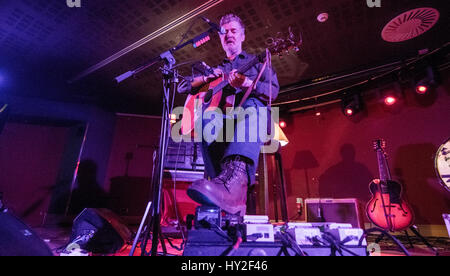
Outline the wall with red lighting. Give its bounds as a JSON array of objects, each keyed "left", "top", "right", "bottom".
[
  {"left": 0, "top": 123, "right": 68, "bottom": 226},
  {"left": 103, "top": 114, "right": 202, "bottom": 222},
  {"left": 0, "top": 97, "right": 116, "bottom": 225},
  {"left": 278, "top": 71, "right": 450, "bottom": 225},
  {"left": 103, "top": 115, "right": 162, "bottom": 217},
  {"left": 101, "top": 72, "right": 450, "bottom": 227}
]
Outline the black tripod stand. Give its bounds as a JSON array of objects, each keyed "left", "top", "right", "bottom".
[
  {"left": 371, "top": 225, "right": 439, "bottom": 256},
  {"left": 130, "top": 52, "right": 177, "bottom": 256},
  {"left": 115, "top": 28, "right": 218, "bottom": 256}
]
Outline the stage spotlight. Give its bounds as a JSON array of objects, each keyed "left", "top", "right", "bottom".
[
  {"left": 341, "top": 93, "right": 363, "bottom": 117},
  {"left": 279, "top": 120, "right": 287, "bottom": 129},
  {"left": 378, "top": 82, "right": 402, "bottom": 108},
  {"left": 344, "top": 108, "right": 354, "bottom": 116},
  {"left": 415, "top": 83, "right": 429, "bottom": 94},
  {"left": 384, "top": 95, "right": 397, "bottom": 106},
  {"left": 415, "top": 66, "right": 437, "bottom": 95}
]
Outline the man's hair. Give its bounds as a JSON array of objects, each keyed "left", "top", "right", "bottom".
[{"left": 219, "top": 14, "right": 245, "bottom": 32}]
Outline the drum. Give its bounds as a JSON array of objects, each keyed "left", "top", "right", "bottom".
[{"left": 435, "top": 138, "right": 450, "bottom": 192}]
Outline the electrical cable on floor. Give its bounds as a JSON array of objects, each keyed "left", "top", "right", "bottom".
[
  {"left": 225, "top": 228, "right": 243, "bottom": 256},
  {"left": 362, "top": 227, "right": 411, "bottom": 256}
]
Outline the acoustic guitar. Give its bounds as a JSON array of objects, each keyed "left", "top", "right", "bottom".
[
  {"left": 366, "top": 139, "right": 414, "bottom": 231},
  {"left": 180, "top": 27, "right": 302, "bottom": 136}
]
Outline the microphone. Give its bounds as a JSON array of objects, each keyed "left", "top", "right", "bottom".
[
  {"left": 192, "top": 61, "right": 214, "bottom": 76},
  {"left": 201, "top": 16, "right": 225, "bottom": 34}
]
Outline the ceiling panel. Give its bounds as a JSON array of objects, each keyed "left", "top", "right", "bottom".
[{"left": 0, "top": 0, "right": 448, "bottom": 115}]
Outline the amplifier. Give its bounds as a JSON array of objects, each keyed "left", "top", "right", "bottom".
[
  {"left": 305, "top": 198, "right": 365, "bottom": 229},
  {"left": 285, "top": 222, "right": 366, "bottom": 247}
]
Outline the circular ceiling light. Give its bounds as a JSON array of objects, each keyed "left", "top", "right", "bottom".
[
  {"left": 381, "top": 7, "right": 440, "bottom": 42},
  {"left": 317, "top": 13, "right": 329, "bottom": 23}
]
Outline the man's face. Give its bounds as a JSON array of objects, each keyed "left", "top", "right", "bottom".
[{"left": 219, "top": 20, "right": 245, "bottom": 56}]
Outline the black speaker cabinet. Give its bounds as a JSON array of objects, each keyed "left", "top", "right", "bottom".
[
  {"left": 71, "top": 208, "right": 132, "bottom": 254},
  {"left": 0, "top": 210, "right": 53, "bottom": 256}
]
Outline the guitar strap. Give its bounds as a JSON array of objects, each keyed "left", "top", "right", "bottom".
[{"left": 237, "top": 49, "right": 270, "bottom": 108}]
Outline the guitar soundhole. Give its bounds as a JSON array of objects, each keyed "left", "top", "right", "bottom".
[{"left": 370, "top": 199, "right": 377, "bottom": 212}]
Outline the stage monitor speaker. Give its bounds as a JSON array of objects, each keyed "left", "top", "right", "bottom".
[
  {"left": 305, "top": 198, "right": 365, "bottom": 229},
  {"left": 71, "top": 208, "right": 132, "bottom": 254},
  {"left": 0, "top": 210, "right": 53, "bottom": 256}
]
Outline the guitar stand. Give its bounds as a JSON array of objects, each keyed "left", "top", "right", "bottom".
[
  {"left": 369, "top": 226, "right": 439, "bottom": 256},
  {"left": 405, "top": 225, "right": 439, "bottom": 255},
  {"left": 363, "top": 227, "right": 411, "bottom": 256}
]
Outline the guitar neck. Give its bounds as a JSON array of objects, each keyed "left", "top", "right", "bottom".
[
  {"left": 376, "top": 150, "right": 392, "bottom": 182},
  {"left": 213, "top": 52, "right": 265, "bottom": 93},
  {"left": 236, "top": 54, "right": 263, "bottom": 74}
]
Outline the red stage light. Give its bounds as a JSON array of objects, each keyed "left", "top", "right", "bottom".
[
  {"left": 345, "top": 108, "right": 354, "bottom": 116},
  {"left": 279, "top": 121, "right": 287, "bottom": 128},
  {"left": 384, "top": 96, "right": 397, "bottom": 106},
  {"left": 341, "top": 92, "right": 363, "bottom": 117},
  {"left": 416, "top": 85, "right": 428, "bottom": 94}
]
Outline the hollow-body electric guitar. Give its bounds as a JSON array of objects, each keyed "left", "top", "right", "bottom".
[{"left": 366, "top": 139, "right": 414, "bottom": 232}]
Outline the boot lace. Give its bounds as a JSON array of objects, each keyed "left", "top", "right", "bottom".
[{"left": 215, "top": 158, "right": 247, "bottom": 191}]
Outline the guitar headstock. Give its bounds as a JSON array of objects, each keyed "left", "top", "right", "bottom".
[
  {"left": 373, "top": 139, "right": 386, "bottom": 153},
  {"left": 266, "top": 26, "right": 303, "bottom": 57}
]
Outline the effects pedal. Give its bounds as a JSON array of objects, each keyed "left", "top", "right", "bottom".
[{"left": 243, "top": 215, "right": 274, "bottom": 242}]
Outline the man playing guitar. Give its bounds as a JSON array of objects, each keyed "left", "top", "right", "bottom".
[{"left": 178, "top": 13, "right": 279, "bottom": 216}]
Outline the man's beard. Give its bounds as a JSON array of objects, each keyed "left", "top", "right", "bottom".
[{"left": 223, "top": 42, "right": 241, "bottom": 56}]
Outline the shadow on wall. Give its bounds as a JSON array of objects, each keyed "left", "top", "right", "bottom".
[
  {"left": 394, "top": 143, "right": 450, "bottom": 224},
  {"left": 318, "top": 144, "right": 373, "bottom": 201},
  {"left": 289, "top": 150, "right": 320, "bottom": 197},
  {"left": 68, "top": 159, "right": 109, "bottom": 215}
]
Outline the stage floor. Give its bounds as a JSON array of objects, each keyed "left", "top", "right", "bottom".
[{"left": 32, "top": 224, "right": 450, "bottom": 257}]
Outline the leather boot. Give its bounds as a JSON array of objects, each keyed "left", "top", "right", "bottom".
[{"left": 187, "top": 157, "right": 249, "bottom": 216}]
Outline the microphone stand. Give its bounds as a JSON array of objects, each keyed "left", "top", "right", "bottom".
[{"left": 117, "top": 28, "right": 216, "bottom": 256}]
